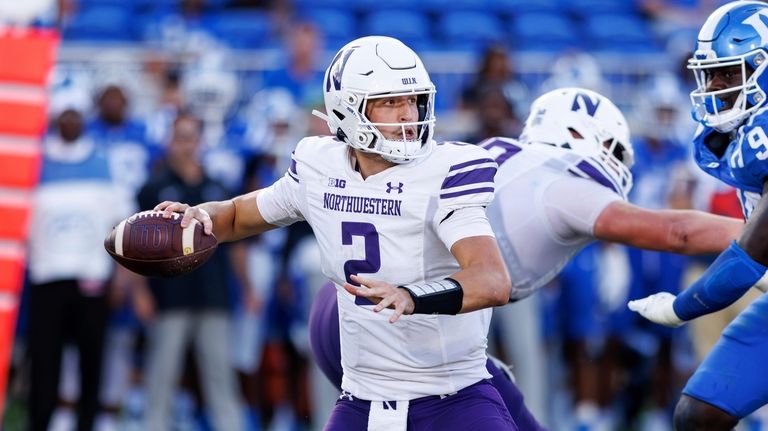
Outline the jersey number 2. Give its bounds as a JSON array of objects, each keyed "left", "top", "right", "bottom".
[{"left": 342, "top": 221, "right": 381, "bottom": 305}]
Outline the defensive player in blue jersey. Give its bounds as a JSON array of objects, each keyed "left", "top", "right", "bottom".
[{"left": 629, "top": 2, "right": 768, "bottom": 430}]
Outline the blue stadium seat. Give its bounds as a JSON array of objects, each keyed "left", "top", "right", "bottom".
[
  {"left": 492, "top": 0, "right": 560, "bottom": 14},
  {"left": 362, "top": 10, "right": 432, "bottom": 48},
  {"left": 563, "top": 0, "right": 639, "bottom": 16},
  {"left": 292, "top": 0, "right": 348, "bottom": 9},
  {"left": 510, "top": 12, "right": 579, "bottom": 52},
  {"left": 63, "top": 6, "right": 138, "bottom": 41},
  {"left": 204, "top": 11, "right": 272, "bottom": 49},
  {"left": 298, "top": 8, "right": 357, "bottom": 45},
  {"left": 438, "top": 12, "right": 505, "bottom": 47},
  {"left": 420, "top": 0, "right": 489, "bottom": 12},
  {"left": 352, "top": 0, "right": 429, "bottom": 12},
  {"left": 583, "top": 13, "right": 659, "bottom": 52}
]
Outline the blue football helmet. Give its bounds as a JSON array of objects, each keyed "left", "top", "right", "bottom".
[{"left": 689, "top": 1, "right": 768, "bottom": 132}]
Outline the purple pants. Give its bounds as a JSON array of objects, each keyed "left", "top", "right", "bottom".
[
  {"left": 325, "top": 380, "right": 516, "bottom": 430},
  {"left": 309, "top": 282, "right": 547, "bottom": 431}
]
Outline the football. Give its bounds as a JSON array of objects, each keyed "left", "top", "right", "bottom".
[{"left": 104, "top": 210, "right": 218, "bottom": 277}]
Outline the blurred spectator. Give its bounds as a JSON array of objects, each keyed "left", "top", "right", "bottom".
[
  {"left": 244, "top": 87, "right": 307, "bottom": 172},
  {"left": 461, "top": 84, "right": 521, "bottom": 143},
  {"left": 261, "top": 22, "right": 325, "bottom": 106},
  {"left": 136, "top": 112, "right": 243, "bottom": 431},
  {"left": 460, "top": 45, "right": 529, "bottom": 118},
  {"left": 142, "top": 0, "right": 219, "bottom": 52},
  {"left": 539, "top": 51, "right": 607, "bottom": 95},
  {"left": 630, "top": 73, "right": 694, "bottom": 148},
  {"left": 145, "top": 64, "right": 184, "bottom": 146},
  {"left": 88, "top": 82, "right": 161, "bottom": 197},
  {"left": 26, "top": 97, "right": 132, "bottom": 431},
  {"left": 640, "top": 0, "right": 721, "bottom": 40},
  {"left": 180, "top": 51, "right": 250, "bottom": 192}
]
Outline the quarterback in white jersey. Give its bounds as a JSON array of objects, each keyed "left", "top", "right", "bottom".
[
  {"left": 156, "top": 36, "right": 515, "bottom": 430},
  {"left": 259, "top": 136, "right": 499, "bottom": 400}
]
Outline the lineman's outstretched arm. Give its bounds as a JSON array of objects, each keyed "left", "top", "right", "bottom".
[
  {"left": 629, "top": 182, "right": 768, "bottom": 327},
  {"left": 594, "top": 200, "right": 743, "bottom": 255}
]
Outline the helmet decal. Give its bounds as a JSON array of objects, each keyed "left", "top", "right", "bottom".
[
  {"left": 571, "top": 92, "right": 601, "bottom": 117},
  {"left": 327, "top": 47, "right": 356, "bottom": 92}
]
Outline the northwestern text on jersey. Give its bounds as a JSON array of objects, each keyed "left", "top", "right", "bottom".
[{"left": 323, "top": 193, "right": 402, "bottom": 216}]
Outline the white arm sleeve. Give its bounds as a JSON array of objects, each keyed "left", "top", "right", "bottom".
[
  {"left": 437, "top": 206, "right": 495, "bottom": 251},
  {"left": 256, "top": 173, "right": 305, "bottom": 227},
  {"left": 544, "top": 176, "right": 623, "bottom": 240}
]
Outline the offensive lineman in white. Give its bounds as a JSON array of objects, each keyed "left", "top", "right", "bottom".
[
  {"left": 484, "top": 87, "right": 741, "bottom": 302},
  {"left": 155, "top": 36, "right": 516, "bottom": 430}
]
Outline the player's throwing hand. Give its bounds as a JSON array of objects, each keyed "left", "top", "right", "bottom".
[{"left": 344, "top": 274, "right": 415, "bottom": 324}]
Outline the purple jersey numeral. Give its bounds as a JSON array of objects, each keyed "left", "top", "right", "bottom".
[
  {"left": 480, "top": 138, "right": 521, "bottom": 166},
  {"left": 341, "top": 221, "right": 381, "bottom": 305}
]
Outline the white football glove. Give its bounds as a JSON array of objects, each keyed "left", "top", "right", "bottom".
[{"left": 627, "top": 292, "right": 685, "bottom": 328}]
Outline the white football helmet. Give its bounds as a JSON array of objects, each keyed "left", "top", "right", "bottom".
[
  {"left": 688, "top": 1, "right": 768, "bottom": 133},
  {"left": 520, "top": 87, "right": 634, "bottom": 196},
  {"left": 313, "top": 36, "right": 436, "bottom": 164}
]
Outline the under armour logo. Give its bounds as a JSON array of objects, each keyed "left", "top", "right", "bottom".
[
  {"left": 386, "top": 181, "right": 404, "bottom": 194},
  {"left": 339, "top": 391, "right": 354, "bottom": 401}
]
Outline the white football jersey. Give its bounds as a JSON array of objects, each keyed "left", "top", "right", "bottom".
[
  {"left": 257, "top": 136, "right": 497, "bottom": 401},
  {"left": 480, "top": 137, "right": 625, "bottom": 301}
]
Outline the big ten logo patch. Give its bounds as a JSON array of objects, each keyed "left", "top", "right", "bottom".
[{"left": 328, "top": 177, "right": 347, "bottom": 188}]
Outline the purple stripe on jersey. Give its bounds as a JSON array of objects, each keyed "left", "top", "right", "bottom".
[
  {"left": 571, "top": 161, "right": 618, "bottom": 194},
  {"left": 479, "top": 139, "right": 522, "bottom": 165},
  {"left": 289, "top": 156, "right": 298, "bottom": 175},
  {"left": 441, "top": 167, "right": 496, "bottom": 190},
  {"left": 448, "top": 158, "right": 495, "bottom": 172},
  {"left": 440, "top": 186, "right": 494, "bottom": 199},
  {"left": 288, "top": 171, "right": 299, "bottom": 183}
]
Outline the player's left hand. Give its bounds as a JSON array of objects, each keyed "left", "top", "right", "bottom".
[
  {"left": 344, "top": 274, "right": 415, "bottom": 324},
  {"left": 627, "top": 292, "right": 685, "bottom": 328}
]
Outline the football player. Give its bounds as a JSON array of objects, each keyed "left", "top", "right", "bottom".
[
  {"left": 309, "top": 86, "right": 745, "bottom": 431},
  {"left": 156, "top": 36, "right": 517, "bottom": 430},
  {"left": 629, "top": 2, "right": 768, "bottom": 430}
]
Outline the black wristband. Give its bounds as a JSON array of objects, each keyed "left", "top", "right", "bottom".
[{"left": 400, "top": 277, "right": 464, "bottom": 315}]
